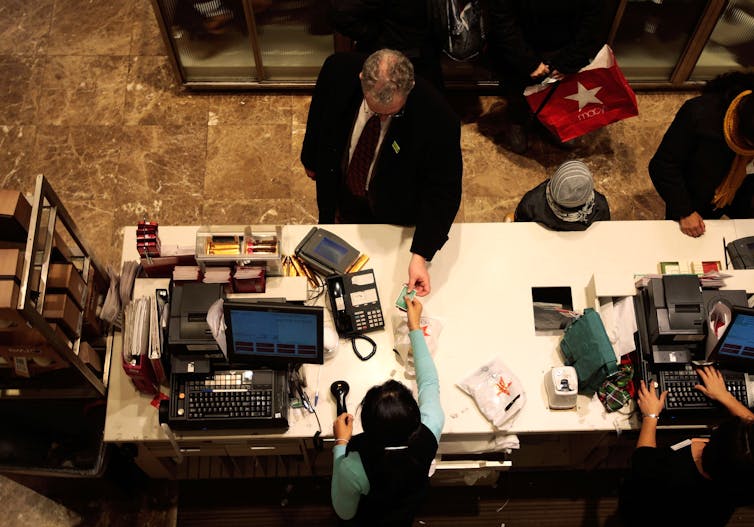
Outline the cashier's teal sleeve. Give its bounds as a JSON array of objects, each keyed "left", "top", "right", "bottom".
[
  {"left": 410, "top": 328, "right": 444, "bottom": 442},
  {"left": 331, "top": 444, "right": 369, "bottom": 519}
]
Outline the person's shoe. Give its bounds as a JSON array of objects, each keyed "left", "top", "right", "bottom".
[{"left": 506, "top": 123, "right": 529, "bottom": 155}]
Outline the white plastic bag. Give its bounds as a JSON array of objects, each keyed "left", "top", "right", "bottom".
[
  {"left": 457, "top": 355, "right": 526, "bottom": 430},
  {"left": 392, "top": 313, "right": 443, "bottom": 376}
]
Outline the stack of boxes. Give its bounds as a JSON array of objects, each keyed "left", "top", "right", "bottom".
[{"left": 0, "top": 190, "right": 106, "bottom": 378}]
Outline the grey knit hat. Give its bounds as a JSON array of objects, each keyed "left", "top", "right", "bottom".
[{"left": 545, "top": 160, "right": 596, "bottom": 223}]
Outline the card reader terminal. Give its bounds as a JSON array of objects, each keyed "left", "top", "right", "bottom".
[{"left": 295, "top": 227, "right": 361, "bottom": 276}]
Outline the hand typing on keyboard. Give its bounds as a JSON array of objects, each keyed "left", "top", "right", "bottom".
[
  {"left": 637, "top": 379, "right": 668, "bottom": 421},
  {"left": 694, "top": 366, "right": 754, "bottom": 422},
  {"left": 694, "top": 366, "right": 732, "bottom": 402}
]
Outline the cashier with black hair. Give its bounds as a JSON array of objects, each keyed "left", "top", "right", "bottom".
[
  {"left": 330, "top": 296, "right": 443, "bottom": 525},
  {"left": 618, "top": 367, "right": 754, "bottom": 526}
]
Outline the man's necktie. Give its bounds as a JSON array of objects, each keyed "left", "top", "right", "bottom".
[{"left": 346, "top": 114, "right": 381, "bottom": 197}]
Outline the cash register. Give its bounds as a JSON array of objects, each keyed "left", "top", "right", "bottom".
[
  {"left": 161, "top": 294, "right": 324, "bottom": 431},
  {"left": 635, "top": 276, "right": 753, "bottom": 422}
]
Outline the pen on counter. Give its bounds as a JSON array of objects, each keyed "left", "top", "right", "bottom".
[
  {"left": 723, "top": 237, "right": 729, "bottom": 270},
  {"left": 314, "top": 365, "right": 322, "bottom": 407},
  {"left": 504, "top": 393, "right": 521, "bottom": 412}
]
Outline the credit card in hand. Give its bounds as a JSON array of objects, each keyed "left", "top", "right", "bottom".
[{"left": 395, "top": 284, "right": 416, "bottom": 311}]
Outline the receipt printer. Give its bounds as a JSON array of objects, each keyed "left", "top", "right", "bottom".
[{"left": 545, "top": 366, "right": 578, "bottom": 410}]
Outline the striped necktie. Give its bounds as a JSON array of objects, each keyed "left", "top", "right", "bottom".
[{"left": 346, "top": 114, "right": 381, "bottom": 197}]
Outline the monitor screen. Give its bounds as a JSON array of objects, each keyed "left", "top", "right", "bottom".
[
  {"left": 709, "top": 306, "right": 754, "bottom": 373},
  {"left": 223, "top": 301, "right": 324, "bottom": 368}
]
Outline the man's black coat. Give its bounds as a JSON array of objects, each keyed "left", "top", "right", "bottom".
[{"left": 301, "top": 52, "right": 462, "bottom": 260}]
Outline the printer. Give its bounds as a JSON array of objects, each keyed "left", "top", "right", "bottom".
[
  {"left": 645, "top": 275, "right": 706, "bottom": 363},
  {"left": 168, "top": 283, "right": 225, "bottom": 361}
]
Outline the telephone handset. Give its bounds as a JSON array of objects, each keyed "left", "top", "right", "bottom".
[
  {"left": 326, "top": 269, "right": 385, "bottom": 337},
  {"left": 727, "top": 237, "right": 754, "bottom": 269}
]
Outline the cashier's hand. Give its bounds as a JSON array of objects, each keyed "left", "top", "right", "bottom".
[
  {"left": 305, "top": 168, "right": 316, "bottom": 181},
  {"left": 408, "top": 253, "right": 430, "bottom": 297},
  {"left": 637, "top": 380, "right": 667, "bottom": 418},
  {"left": 679, "top": 212, "right": 705, "bottom": 238},
  {"left": 695, "top": 366, "right": 729, "bottom": 402},
  {"left": 334, "top": 413, "right": 353, "bottom": 442},
  {"left": 405, "top": 296, "right": 423, "bottom": 331}
]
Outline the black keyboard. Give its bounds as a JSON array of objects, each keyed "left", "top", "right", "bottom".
[
  {"left": 658, "top": 367, "right": 749, "bottom": 410},
  {"left": 186, "top": 371, "right": 272, "bottom": 419},
  {"left": 163, "top": 368, "right": 289, "bottom": 430}
]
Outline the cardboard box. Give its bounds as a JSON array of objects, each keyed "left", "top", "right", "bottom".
[
  {"left": 78, "top": 341, "right": 102, "bottom": 372},
  {"left": 48, "top": 263, "right": 86, "bottom": 309},
  {"left": 51, "top": 227, "right": 75, "bottom": 263},
  {"left": 0, "top": 330, "right": 69, "bottom": 376},
  {"left": 0, "top": 249, "right": 24, "bottom": 282},
  {"left": 43, "top": 293, "right": 81, "bottom": 339},
  {"left": 47, "top": 322, "right": 73, "bottom": 349},
  {"left": 0, "top": 280, "right": 24, "bottom": 331},
  {"left": 82, "top": 266, "right": 104, "bottom": 337},
  {"left": 0, "top": 190, "right": 31, "bottom": 243}
]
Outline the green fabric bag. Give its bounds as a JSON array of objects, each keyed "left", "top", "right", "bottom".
[{"left": 559, "top": 308, "right": 618, "bottom": 396}]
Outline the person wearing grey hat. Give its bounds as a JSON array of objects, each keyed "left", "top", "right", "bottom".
[{"left": 514, "top": 160, "right": 610, "bottom": 231}]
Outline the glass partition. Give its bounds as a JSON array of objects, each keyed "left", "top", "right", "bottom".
[
  {"left": 612, "top": 0, "right": 708, "bottom": 82},
  {"left": 253, "top": 0, "right": 335, "bottom": 81},
  {"left": 160, "top": 0, "right": 258, "bottom": 82},
  {"left": 153, "top": 0, "right": 334, "bottom": 84},
  {"left": 691, "top": 0, "right": 754, "bottom": 80}
]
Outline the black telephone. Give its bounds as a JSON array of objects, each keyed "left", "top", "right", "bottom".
[
  {"left": 727, "top": 236, "right": 754, "bottom": 269},
  {"left": 326, "top": 269, "right": 385, "bottom": 337}
]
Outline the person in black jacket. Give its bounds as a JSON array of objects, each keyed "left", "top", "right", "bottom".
[
  {"left": 514, "top": 160, "right": 610, "bottom": 231},
  {"left": 331, "top": 0, "right": 444, "bottom": 90},
  {"left": 648, "top": 71, "right": 754, "bottom": 238},
  {"left": 301, "top": 49, "right": 462, "bottom": 296},
  {"left": 486, "top": 0, "right": 604, "bottom": 153},
  {"left": 619, "top": 367, "right": 754, "bottom": 526}
]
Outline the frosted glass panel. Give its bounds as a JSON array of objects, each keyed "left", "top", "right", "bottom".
[
  {"left": 612, "top": 0, "right": 707, "bottom": 81},
  {"left": 691, "top": 0, "right": 754, "bottom": 80},
  {"left": 253, "top": 0, "right": 334, "bottom": 81},
  {"left": 160, "top": 0, "right": 257, "bottom": 81}
]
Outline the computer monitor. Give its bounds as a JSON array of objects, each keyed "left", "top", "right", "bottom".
[
  {"left": 223, "top": 301, "right": 324, "bottom": 369},
  {"left": 708, "top": 306, "right": 754, "bottom": 373}
]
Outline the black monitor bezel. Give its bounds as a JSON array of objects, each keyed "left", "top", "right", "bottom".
[
  {"left": 223, "top": 301, "right": 324, "bottom": 369},
  {"left": 708, "top": 305, "right": 754, "bottom": 373}
]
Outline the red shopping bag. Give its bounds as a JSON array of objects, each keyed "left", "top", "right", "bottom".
[{"left": 524, "top": 45, "right": 639, "bottom": 143}]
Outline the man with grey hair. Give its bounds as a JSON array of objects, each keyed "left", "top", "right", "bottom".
[{"left": 302, "top": 49, "right": 462, "bottom": 296}]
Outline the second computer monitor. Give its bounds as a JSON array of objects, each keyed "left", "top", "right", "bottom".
[
  {"left": 708, "top": 305, "right": 754, "bottom": 373},
  {"left": 223, "top": 301, "right": 324, "bottom": 369}
]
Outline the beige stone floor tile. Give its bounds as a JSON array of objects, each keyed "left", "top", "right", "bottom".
[
  {"left": 124, "top": 56, "right": 209, "bottom": 127},
  {"left": 47, "top": 0, "right": 134, "bottom": 56}
]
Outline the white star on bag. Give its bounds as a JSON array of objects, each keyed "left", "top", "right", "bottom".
[{"left": 565, "top": 82, "right": 603, "bottom": 110}]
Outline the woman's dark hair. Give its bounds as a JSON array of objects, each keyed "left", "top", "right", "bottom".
[
  {"left": 361, "top": 379, "right": 421, "bottom": 447},
  {"left": 702, "top": 418, "right": 754, "bottom": 494},
  {"left": 355, "top": 379, "right": 428, "bottom": 516},
  {"left": 703, "top": 70, "right": 754, "bottom": 102}
]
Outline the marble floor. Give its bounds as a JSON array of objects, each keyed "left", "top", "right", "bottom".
[
  {"left": 0, "top": 0, "right": 690, "bottom": 273},
  {"left": 0, "top": 0, "right": 704, "bottom": 525}
]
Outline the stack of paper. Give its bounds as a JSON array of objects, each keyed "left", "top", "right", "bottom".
[
  {"left": 123, "top": 296, "right": 150, "bottom": 364},
  {"left": 148, "top": 294, "right": 166, "bottom": 382},
  {"left": 173, "top": 265, "right": 201, "bottom": 281},
  {"left": 120, "top": 260, "right": 141, "bottom": 305},
  {"left": 234, "top": 266, "right": 264, "bottom": 280},
  {"left": 699, "top": 271, "right": 730, "bottom": 289},
  {"left": 203, "top": 267, "right": 231, "bottom": 284}
]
